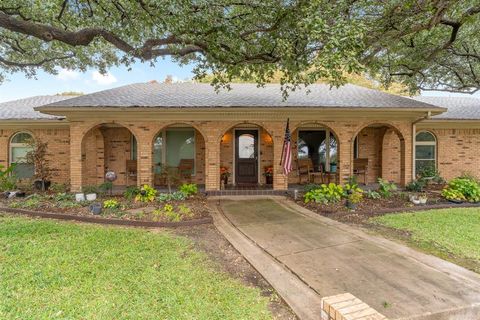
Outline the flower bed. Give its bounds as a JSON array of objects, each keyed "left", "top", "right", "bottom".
[{"left": 1, "top": 183, "right": 211, "bottom": 225}]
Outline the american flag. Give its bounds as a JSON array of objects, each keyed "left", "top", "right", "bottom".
[{"left": 280, "top": 118, "right": 292, "bottom": 175}]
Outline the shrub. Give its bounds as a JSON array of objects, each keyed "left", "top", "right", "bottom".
[
  {"left": 153, "top": 204, "right": 181, "bottom": 222},
  {"left": 98, "top": 182, "right": 113, "bottom": 195},
  {"left": 365, "top": 190, "right": 381, "bottom": 199},
  {"left": 377, "top": 178, "right": 397, "bottom": 198},
  {"left": 0, "top": 164, "right": 17, "bottom": 191},
  {"left": 135, "top": 185, "right": 157, "bottom": 202},
  {"left": 304, "top": 183, "right": 344, "bottom": 204},
  {"left": 157, "top": 191, "right": 186, "bottom": 202},
  {"left": 82, "top": 185, "right": 98, "bottom": 194},
  {"left": 50, "top": 183, "right": 68, "bottom": 193},
  {"left": 303, "top": 183, "right": 322, "bottom": 193},
  {"left": 442, "top": 177, "right": 480, "bottom": 203},
  {"left": 405, "top": 179, "right": 426, "bottom": 192},
  {"left": 347, "top": 190, "right": 363, "bottom": 204},
  {"left": 179, "top": 183, "right": 198, "bottom": 197},
  {"left": 54, "top": 192, "right": 74, "bottom": 202},
  {"left": 124, "top": 185, "right": 140, "bottom": 200},
  {"left": 25, "top": 139, "right": 52, "bottom": 191},
  {"left": 103, "top": 199, "right": 120, "bottom": 209}
]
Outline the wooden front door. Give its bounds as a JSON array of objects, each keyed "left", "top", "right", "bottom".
[{"left": 235, "top": 130, "right": 258, "bottom": 185}]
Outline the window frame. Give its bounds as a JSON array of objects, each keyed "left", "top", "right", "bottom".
[
  {"left": 9, "top": 131, "right": 35, "bottom": 178},
  {"left": 414, "top": 131, "right": 437, "bottom": 177}
]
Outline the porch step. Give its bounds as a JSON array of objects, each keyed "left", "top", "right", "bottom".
[{"left": 206, "top": 189, "right": 289, "bottom": 197}]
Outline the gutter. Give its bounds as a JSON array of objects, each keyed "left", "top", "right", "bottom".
[{"left": 412, "top": 111, "right": 432, "bottom": 125}]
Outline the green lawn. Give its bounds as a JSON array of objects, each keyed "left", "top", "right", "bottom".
[
  {"left": 0, "top": 214, "right": 273, "bottom": 320},
  {"left": 370, "top": 208, "right": 480, "bottom": 272}
]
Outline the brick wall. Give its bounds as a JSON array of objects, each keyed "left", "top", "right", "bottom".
[
  {"left": 423, "top": 128, "right": 480, "bottom": 181},
  {"left": 0, "top": 127, "right": 70, "bottom": 184},
  {"left": 82, "top": 127, "right": 104, "bottom": 186}
]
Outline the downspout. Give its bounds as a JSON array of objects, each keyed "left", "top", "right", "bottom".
[{"left": 411, "top": 111, "right": 432, "bottom": 180}]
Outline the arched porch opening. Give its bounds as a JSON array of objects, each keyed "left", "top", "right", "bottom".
[
  {"left": 81, "top": 123, "right": 138, "bottom": 188},
  {"left": 219, "top": 123, "right": 274, "bottom": 188},
  {"left": 151, "top": 124, "right": 206, "bottom": 189},
  {"left": 289, "top": 123, "right": 340, "bottom": 186},
  {"left": 352, "top": 123, "right": 405, "bottom": 185}
]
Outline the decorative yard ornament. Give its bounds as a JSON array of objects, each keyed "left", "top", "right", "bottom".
[{"left": 105, "top": 171, "right": 117, "bottom": 196}]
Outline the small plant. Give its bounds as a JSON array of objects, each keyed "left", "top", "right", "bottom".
[
  {"left": 304, "top": 183, "right": 344, "bottom": 204},
  {"left": 263, "top": 166, "right": 273, "bottom": 177},
  {"left": 135, "top": 185, "right": 157, "bottom": 202},
  {"left": 0, "top": 164, "right": 18, "bottom": 191},
  {"left": 10, "top": 194, "right": 43, "bottom": 209},
  {"left": 98, "top": 182, "right": 113, "bottom": 195},
  {"left": 124, "top": 185, "right": 140, "bottom": 200},
  {"left": 50, "top": 183, "right": 68, "bottom": 193},
  {"left": 103, "top": 199, "right": 120, "bottom": 209},
  {"left": 25, "top": 139, "right": 52, "bottom": 191},
  {"left": 303, "top": 183, "right": 322, "bottom": 193},
  {"left": 365, "top": 190, "right": 381, "bottom": 199},
  {"left": 220, "top": 166, "right": 231, "bottom": 179},
  {"left": 171, "top": 191, "right": 186, "bottom": 201},
  {"left": 377, "top": 178, "right": 397, "bottom": 198},
  {"left": 442, "top": 177, "right": 480, "bottom": 203},
  {"left": 82, "top": 185, "right": 98, "bottom": 194},
  {"left": 153, "top": 204, "right": 181, "bottom": 222},
  {"left": 58, "top": 201, "right": 82, "bottom": 209},
  {"left": 179, "top": 183, "right": 198, "bottom": 197},
  {"left": 405, "top": 179, "right": 426, "bottom": 192},
  {"left": 54, "top": 192, "right": 74, "bottom": 202},
  {"left": 178, "top": 204, "right": 193, "bottom": 217}
]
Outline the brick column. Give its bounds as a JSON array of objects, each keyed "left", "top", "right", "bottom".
[
  {"left": 271, "top": 123, "right": 288, "bottom": 191},
  {"left": 136, "top": 134, "right": 153, "bottom": 186},
  {"left": 69, "top": 124, "right": 83, "bottom": 192},
  {"left": 204, "top": 136, "right": 220, "bottom": 191},
  {"left": 337, "top": 131, "right": 352, "bottom": 184}
]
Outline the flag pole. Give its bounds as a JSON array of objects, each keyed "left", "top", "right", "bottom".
[{"left": 279, "top": 118, "right": 289, "bottom": 166}]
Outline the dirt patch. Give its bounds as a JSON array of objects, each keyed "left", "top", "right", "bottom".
[{"left": 175, "top": 224, "right": 297, "bottom": 320}]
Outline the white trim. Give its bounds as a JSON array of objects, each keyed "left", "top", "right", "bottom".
[
  {"left": 414, "top": 130, "right": 437, "bottom": 177},
  {"left": 233, "top": 128, "right": 261, "bottom": 185}
]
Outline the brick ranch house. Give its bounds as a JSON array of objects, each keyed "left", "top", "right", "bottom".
[{"left": 0, "top": 82, "right": 479, "bottom": 193}]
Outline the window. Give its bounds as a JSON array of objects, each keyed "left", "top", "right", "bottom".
[
  {"left": 10, "top": 132, "right": 34, "bottom": 179},
  {"left": 297, "top": 130, "right": 337, "bottom": 171},
  {"left": 238, "top": 133, "right": 255, "bottom": 158},
  {"left": 153, "top": 128, "right": 195, "bottom": 175},
  {"left": 415, "top": 131, "right": 436, "bottom": 176},
  {"left": 353, "top": 136, "right": 359, "bottom": 159},
  {"left": 131, "top": 135, "right": 137, "bottom": 160}
]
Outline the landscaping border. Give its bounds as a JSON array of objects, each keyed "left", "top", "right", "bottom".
[{"left": 0, "top": 206, "right": 213, "bottom": 228}]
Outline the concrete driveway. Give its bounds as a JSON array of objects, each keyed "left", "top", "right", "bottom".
[{"left": 219, "top": 199, "right": 480, "bottom": 319}]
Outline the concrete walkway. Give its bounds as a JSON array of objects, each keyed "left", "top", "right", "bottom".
[{"left": 218, "top": 198, "right": 480, "bottom": 320}]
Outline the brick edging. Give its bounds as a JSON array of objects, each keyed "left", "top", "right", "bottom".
[{"left": 0, "top": 206, "right": 213, "bottom": 228}]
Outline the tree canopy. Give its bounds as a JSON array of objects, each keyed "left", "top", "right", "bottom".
[{"left": 0, "top": 1, "right": 479, "bottom": 94}]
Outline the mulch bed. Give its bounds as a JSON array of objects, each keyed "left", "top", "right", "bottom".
[
  {"left": 0, "top": 195, "right": 212, "bottom": 226},
  {"left": 293, "top": 190, "right": 480, "bottom": 224}
]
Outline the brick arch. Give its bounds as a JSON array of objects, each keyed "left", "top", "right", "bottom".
[
  {"left": 81, "top": 122, "right": 138, "bottom": 187},
  {"left": 149, "top": 122, "right": 207, "bottom": 186},
  {"left": 291, "top": 121, "right": 340, "bottom": 139},
  {"left": 352, "top": 122, "right": 407, "bottom": 185}
]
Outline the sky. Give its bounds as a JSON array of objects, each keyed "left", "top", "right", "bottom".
[{"left": 0, "top": 58, "right": 477, "bottom": 103}]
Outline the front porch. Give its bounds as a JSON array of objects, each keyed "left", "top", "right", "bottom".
[{"left": 69, "top": 118, "right": 413, "bottom": 193}]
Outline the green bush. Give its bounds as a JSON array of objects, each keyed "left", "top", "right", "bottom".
[
  {"left": 124, "top": 186, "right": 140, "bottom": 200},
  {"left": 365, "top": 190, "right": 381, "bottom": 199},
  {"left": 54, "top": 192, "right": 74, "bottom": 202},
  {"left": 179, "top": 183, "right": 198, "bottom": 197},
  {"left": 98, "top": 182, "right": 113, "bottom": 195},
  {"left": 103, "top": 199, "right": 120, "bottom": 209},
  {"left": 82, "top": 185, "right": 98, "bottom": 194},
  {"left": 304, "top": 183, "right": 344, "bottom": 204},
  {"left": 405, "top": 179, "right": 426, "bottom": 192},
  {"left": 135, "top": 185, "right": 157, "bottom": 202},
  {"left": 303, "top": 183, "right": 322, "bottom": 193},
  {"left": 442, "top": 177, "right": 480, "bottom": 203},
  {"left": 0, "top": 164, "right": 17, "bottom": 191},
  {"left": 377, "top": 178, "right": 397, "bottom": 198},
  {"left": 157, "top": 191, "right": 186, "bottom": 202}
]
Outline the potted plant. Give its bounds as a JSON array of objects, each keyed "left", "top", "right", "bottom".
[
  {"left": 263, "top": 166, "right": 273, "bottom": 184},
  {"left": 82, "top": 185, "right": 98, "bottom": 201},
  {"left": 26, "top": 139, "right": 52, "bottom": 191},
  {"left": 330, "top": 161, "right": 337, "bottom": 173},
  {"left": 419, "top": 194, "right": 428, "bottom": 204},
  {"left": 220, "top": 166, "right": 231, "bottom": 185}
]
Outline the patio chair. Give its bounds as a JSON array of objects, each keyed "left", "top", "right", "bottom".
[
  {"left": 353, "top": 158, "right": 368, "bottom": 185},
  {"left": 125, "top": 160, "right": 137, "bottom": 185},
  {"left": 297, "top": 158, "right": 324, "bottom": 184},
  {"left": 177, "top": 159, "right": 194, "bottom": 182}
]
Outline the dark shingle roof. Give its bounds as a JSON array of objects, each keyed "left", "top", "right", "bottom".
[
  {"left": 40, "top": 82, "right": 439, "bottom": 109},
  {"left": 0, "top": 95, "right": 77, "bottom": 120},
  {"left": 413, "top": 96, "right": 480, "bottom": 120}
]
